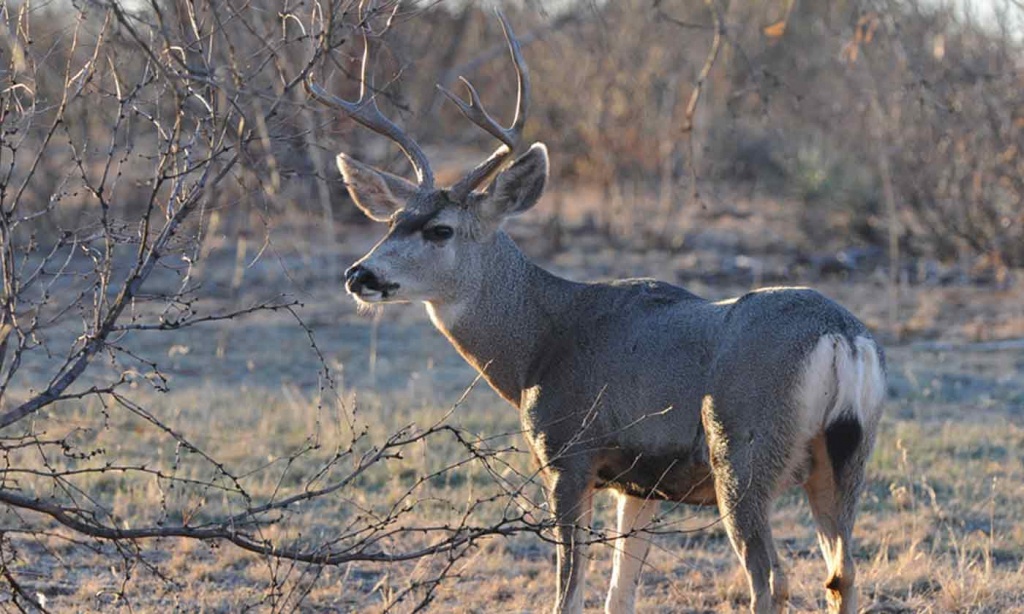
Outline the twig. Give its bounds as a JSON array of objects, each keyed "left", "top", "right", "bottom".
[
  {"left": 110, "top": 299, "right": 300, "bottom": 331},
  {"left": 676, "top": 0, "right": 724, "bottom": 205}
]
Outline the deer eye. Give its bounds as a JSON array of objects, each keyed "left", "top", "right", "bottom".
[{"left": 422, "top": 225, "right": 454, "bottom": 242}]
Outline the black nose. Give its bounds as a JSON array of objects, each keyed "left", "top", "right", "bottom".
[{"left": 345, "top": 264, "right": 381, "bottom": 294}]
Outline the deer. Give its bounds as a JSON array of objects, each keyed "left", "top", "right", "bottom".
[{"left": 307, "top": 13, "right": 885, "bottom": 614}]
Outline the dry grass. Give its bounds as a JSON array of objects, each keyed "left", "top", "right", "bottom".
[{"left": 4, "top": 221, "right": 1024, "bottom": 613}]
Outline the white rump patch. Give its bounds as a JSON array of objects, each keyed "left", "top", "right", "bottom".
[{"left": 798, "top": 334, "right": 886, "bottom": 435}]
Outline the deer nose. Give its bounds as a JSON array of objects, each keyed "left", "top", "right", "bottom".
[{"left": 345, "top": 264, "right": 380, "bottom": 294}]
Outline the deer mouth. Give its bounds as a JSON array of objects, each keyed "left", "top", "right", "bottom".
[{"left": 347, "top": 280, "right": 401, "bottom": 303}]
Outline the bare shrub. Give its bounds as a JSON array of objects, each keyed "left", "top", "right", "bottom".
[
  {"left": 702, "top": 1, "right": 1024, "bottom": 267},
  {"left": 0, "top": 2, "right": 534, "bottom": 609}
]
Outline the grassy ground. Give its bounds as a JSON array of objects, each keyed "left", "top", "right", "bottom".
[{"left": 3, "top": 209, "right": 1024, "bottom": 612}]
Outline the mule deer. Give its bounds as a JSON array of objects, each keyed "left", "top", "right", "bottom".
[{"left": 308, "top": 13, "right": 885, "bottom": 614}]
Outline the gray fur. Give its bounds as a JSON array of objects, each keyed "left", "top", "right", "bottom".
[{"left": 340, "top": 147, "right": 885, "bottom": 614}]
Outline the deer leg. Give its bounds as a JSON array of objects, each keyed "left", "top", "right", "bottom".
[
  {"left": 604, "top": 493, "right": 657, "bottom": 614},
  {"left": 548, "top": 471, "right": 594, "bottom": 614},
  {"left": 703, "top": 398, "right": 789, "bottom": 614},
  {"left": 719, "top": 500, "right": 785, "bottom": 614},
  {"left": 803, "top": 433, "right": 868, "bottom": 614}
]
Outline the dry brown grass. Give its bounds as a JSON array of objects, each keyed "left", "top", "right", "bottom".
[{"left": 4, "top": 220, "right": 1024, "bottom": 612}]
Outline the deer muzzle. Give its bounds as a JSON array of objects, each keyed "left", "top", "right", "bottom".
[{"left": 345, "top": 264, "right": 398, "bottom": 300}]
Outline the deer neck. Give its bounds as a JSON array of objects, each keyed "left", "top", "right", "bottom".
[{"left": 425, "top": 231, "right": 578, "bottom": 408}]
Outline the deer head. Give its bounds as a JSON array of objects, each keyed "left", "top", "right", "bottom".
[{"left": 307, "top": 13, "right": 544, "bottom": 306}]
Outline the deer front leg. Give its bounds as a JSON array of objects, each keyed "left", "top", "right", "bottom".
[
  {"left": 605, "top": 493, "right": 657, "bottom": 614},
  {"left": 547, "top": 470, "right": 594, "bottom": 614}
]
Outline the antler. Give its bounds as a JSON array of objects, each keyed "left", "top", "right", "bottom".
[
  {"left": 305, "top": 29, "right": 435, "bottom": 189},
  {"left": 440, "top": 11, "right": 530, "bottom": 201}
]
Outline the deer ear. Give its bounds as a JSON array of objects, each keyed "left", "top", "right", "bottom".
[
  {"left": 337, "top": 153, "right": 418, "bottom": 222},
  {"left": 479, "top": 143, "right": 548, "bottom": 223}
]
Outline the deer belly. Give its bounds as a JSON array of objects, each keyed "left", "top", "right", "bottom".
[{"left": 594, "top": 448, "right": 717, "bottom": 505}]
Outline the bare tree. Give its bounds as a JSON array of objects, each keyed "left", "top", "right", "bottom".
[{"left": 0, "top": 2, "right": 542, "bottom": 610}]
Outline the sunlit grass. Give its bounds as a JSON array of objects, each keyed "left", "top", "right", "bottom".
[{"left": 7, "top": 360, "right": 1024, "bottom": 611}]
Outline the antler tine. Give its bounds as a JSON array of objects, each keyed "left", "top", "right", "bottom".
[
  {"left": 442, "top": 11, "right": 531, "bottom": 200},
  {"left": 306, "top": 30, "right": 435, "bottom": 189}
]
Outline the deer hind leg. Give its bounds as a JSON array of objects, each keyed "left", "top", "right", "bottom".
[
  {"left": 717, "top": 489, "right": 788, "bottom": 614},
  {"left": 547, "top": 471, "right": 594, "bottom": 614},
  {"left": 803, "top": 423, "right": 870, "bottom": 614},
  {"left": 703, "top": 396, "right": 790, "bottom": 614},
  {"left": 604, "top": 493, "right": 657, "bottom": 614}
]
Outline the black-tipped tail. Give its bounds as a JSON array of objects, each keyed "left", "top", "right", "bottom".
[{"left": 825, "top": 414, "right": 863, "bottom": 477}]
